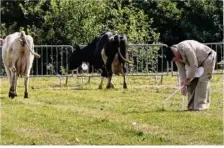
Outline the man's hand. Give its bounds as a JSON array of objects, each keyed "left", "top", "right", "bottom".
[
  {"left": 183, "top": 78, "right": 192, "bottom": 86},
  {"left": 180, "top": 78, "right": 192, "bottom": 96},
  {"left": 181, "top": 86, "right": 187, "bottom": 96}
]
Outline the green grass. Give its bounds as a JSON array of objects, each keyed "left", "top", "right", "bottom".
[{"left": 0, "top": 74, "right": 223, "bottom": 145}]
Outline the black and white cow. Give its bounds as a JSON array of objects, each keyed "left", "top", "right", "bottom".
[{"left": 68, "top": 31, "right": 132, "bottom": 89}]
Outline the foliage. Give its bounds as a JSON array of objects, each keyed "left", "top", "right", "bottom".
[
  {"left": 1, "top": 0, "right": 222, "bottom": 44},
  {"left": 0, "top": 0, "right": 222, "bottom": 74},
  {"left": 103, "top": 0, "right": 159, "bottom": 44},
  {"left": 179, "top": 0, "right": 223, "bottom": 43},
  {"left": 1, "top": 0, "right": 157, "bottom": 45},
  {"left": 131, "top": 0, "right": 223, "bottom": 45}
]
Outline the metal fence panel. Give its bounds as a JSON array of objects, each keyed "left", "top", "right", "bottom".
[
  {"left": 205, "top": 42, "right": 224, "bottom": 74},
  {"left": 32, "top": 45, "right": 73, "bottom": 76},
  {"left": 78, "top": 44, "right": 169, "bottom": 76},
  {"left": 0, "top": 45, "right": 74, "bottom": 77},
  {"left": 126, "top": 44, "right": 168, "bottom": 76},
  {"left": 1, "top": 42, "right": 223, "bottom": 77}
]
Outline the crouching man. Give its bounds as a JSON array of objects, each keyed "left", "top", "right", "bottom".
[{"left": 167, "top": 40, "right": 217, "bottom": 111}]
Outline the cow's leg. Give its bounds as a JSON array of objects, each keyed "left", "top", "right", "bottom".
[
  {"left": 8, "top": 67, "right": 17, "bottom": 99},
  {"left": 108, "top": 74, "right": 114, "bottom": 88},
  {"left": 4, "top": 67, "right": 11, "bottom": 84},
  {"left": 24, "top": 56, "right": 33, "bottom": 98},
  {"left": 99, "top": 67, "right": 107, "bottom": 89},
  {"left": 98, "top": 77, "right": 104, "bottom": 89},
  {"left": 24, "top": 75, "right": 29, "bottom": 98},
  {"left": 106, "top": 71, "right": 112, "bottom": 89},
  {"left": 14, "top": 74, "right": 18, "bottom": 97},
  {"left": 110, "top": 81, "right": 114, "bottom": 88},
  {"left": 121, "top": 64, "right": 127, "bottom": 89},
  {"left": 122, "top": 75, "right": 127, "bottom": 89},
  {"left": 24, "top": 68, "right": 32, "bottom": 98},
  {"left": 8, "top": 55, "right": 19, "bottom": 98},
  {"left": 5, "top": 67, "right": 18, "bottom": 96},
  {"left": 106, "top": 58, "right": 113, "bottom": 89},
  {"left": 5, "top": 67, "right": 12, "bottom": 97},
  {"left": 106, "top": 74, "right": 113, "bottom": 89}
]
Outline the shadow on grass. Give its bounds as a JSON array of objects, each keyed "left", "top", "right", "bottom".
[
  {"left": 43, "top": 86, "right": 125, "bottom": 91},
  {"left": 122, "top": 105, "right": 195, "bottom": 114},
  {"left": 0, "top": 96, "right": 7, "bottom": 100}
]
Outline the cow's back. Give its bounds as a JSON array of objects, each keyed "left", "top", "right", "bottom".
[
  {"left": 2, "top": 32, "right": 21, "bottom": 67},
  {"left": 93, "top": 32, "right": 114, "bottom": 68},
  {"left": 95, "top": 32, "right": 114, "bottom": 54},
  {"left": 2, "top": 32, "right": 35, "bottom": 76}
]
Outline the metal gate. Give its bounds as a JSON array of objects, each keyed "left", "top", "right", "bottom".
[
  {"left": 0, "top": 42, "right": 223, "bottom": 77},
  {"left": 78, "top": 44, "right": 169, "bottom": 76},
  {"left": 32, "top": 45, "right": 73, "bottom": 76},
  {"left": 0, "top": 45, "right": 74, "bottom": 77},
  {"left": 126, "top": 44, "right": 168, "bottom": 76},
  {"left": 205, "top": 42, "right": 224, "bottom": 74}
]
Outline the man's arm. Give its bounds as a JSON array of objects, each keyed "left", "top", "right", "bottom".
[
  {"left": 184, "top": 47, "right": 198, "bottom": 80},
  {"left": 176, "top": 62, "right": 188, "bottom": 95},
  {"left": 176, "top": 62, "right": 186, "bottom": 85}
]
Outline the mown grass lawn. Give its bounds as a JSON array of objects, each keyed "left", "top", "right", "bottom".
[{"left": 0, "top": 74, "right": 223, "bottom": 145}]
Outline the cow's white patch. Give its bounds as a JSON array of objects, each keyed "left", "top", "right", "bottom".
[
  {"left": 112, "top": 54, "right": 122, "bottom": 75},
  {"left": 101, "top": 48, "right": 108, "bottom": 65},
  {"left": 81, "top": 62, "right": 88, "bottom": 71},
  {"left": 101, "top": 49, "right": 123, "bottom": 75}
]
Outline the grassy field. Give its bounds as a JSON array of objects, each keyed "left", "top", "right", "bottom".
[{"left": 0, "top": 74, "right": 223, "bottom": 145}]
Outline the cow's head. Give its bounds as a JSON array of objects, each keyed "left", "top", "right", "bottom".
[
  {"left": 68, "top": 44, "right": 82, "bottom": 70},
  {"left": 116, "top": 34, "right": 133, "bottom": 64}
]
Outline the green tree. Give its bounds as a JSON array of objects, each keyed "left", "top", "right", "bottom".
[
  {"left": 1, "top": 0, "right": 157, "bottom": 45},
  {"left": 103, "top": 0, "right": 159, "bottom": 44},
  {"left": 179, "top": 0, "right": 223, "bottom": 43},
  {"left": 131, "top": 0, "right": 223, "bottom": 45}
]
